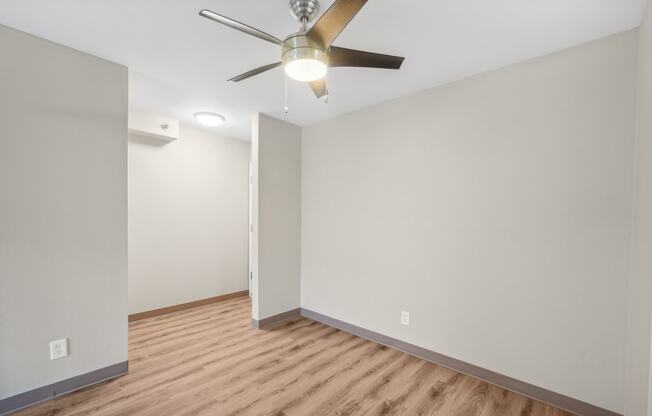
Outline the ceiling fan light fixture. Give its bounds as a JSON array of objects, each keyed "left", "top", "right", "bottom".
[
  {"left": 284, "top": 58, "right": 327, "bottom": 82},
  {"left": 194, "top": 112, "right": 226, "bottom": 127},
  {"left": 282, "top": 37, "right": 328, "bottom": 82}
]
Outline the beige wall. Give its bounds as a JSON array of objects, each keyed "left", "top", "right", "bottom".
[
  {"left": 128, "top": 126, "right": 250, "bottom": 314},
  {"left": 627, "top": 2, "right": 652, "bottom": 415},
  {"left": 0, "top": 25, "right": 127, "bottom": 398},
  {"left": 301, "top": 31, "right": 638, "bottom": 413},
  {"left": 251, "top": 114, "right": 301, "bottom": 320}
]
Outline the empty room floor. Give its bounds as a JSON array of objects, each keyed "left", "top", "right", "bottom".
[{"left": 14, "top": 296, "right": 571, "bottom": 416}]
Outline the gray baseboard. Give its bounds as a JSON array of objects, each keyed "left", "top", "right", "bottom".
[
  {"left": 0, "top": 361, "right": 128, "bottom": 415},
  {"left": 2, "top": 312, "right": 621, "bottom": 416},
  {"left": 300, "top": 308, "right": 621, "bottom": 416},
  {"left": 252, "top": 308, "right": 301, "bottom": 329}
]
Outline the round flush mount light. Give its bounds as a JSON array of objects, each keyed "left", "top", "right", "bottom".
[{"left": 194, "top": 112, "right": 226, "bottom": 127}]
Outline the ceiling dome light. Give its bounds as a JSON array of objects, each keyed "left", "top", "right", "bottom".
[
  {"left": 194, "top": 112, "right": 225, "bottom": 127},
  {"left": 284, "top": 58, "right": 327, "bottom": 82}
]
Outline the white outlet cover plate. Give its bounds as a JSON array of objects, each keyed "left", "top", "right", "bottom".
[
  {"left": 401, "top": 311, "right": 410, "bottom": 326},
  {"left": 50, "top": 338, "right": 68, "bottom": 360}
]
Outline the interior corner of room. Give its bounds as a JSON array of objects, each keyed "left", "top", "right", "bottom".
[{"left": 1, "top": 0, "right": 652, "bottom": 415}]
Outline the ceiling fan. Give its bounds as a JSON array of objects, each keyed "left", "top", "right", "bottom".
[{"left": 199, "top": 0, "right": 405, "bottom": 99}]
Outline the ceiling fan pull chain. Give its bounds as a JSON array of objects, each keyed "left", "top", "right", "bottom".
[
  {"left": 327, "top": 46, "right": 331, "bottom": 105},
  {"left": 284, "top": 76, "right": 289, "bottom": 114}
]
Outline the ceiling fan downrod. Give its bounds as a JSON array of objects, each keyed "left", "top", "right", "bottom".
[{"left": 289, "top": 0, "right": 320, "bottom": 31}]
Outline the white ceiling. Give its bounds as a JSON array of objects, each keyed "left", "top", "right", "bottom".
[{"left": 0, "top": 0, "right": 647, "bottom": 140}]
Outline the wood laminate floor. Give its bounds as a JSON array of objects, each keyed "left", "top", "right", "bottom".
[{"left": 15, "top": 296, "right": 572, "bottom": 416}]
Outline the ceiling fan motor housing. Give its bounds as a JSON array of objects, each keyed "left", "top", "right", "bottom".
[
  {"left": 289, "top": 0, "right": 320, "bottom": 23},
  {"left": 282, "top": 32, "right": 328, "bottom": 68}
]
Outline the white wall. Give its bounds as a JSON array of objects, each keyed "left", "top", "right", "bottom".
[
  {"left": 128, "top": 126, "right": 250, "bottom": 314},
  {"left": 301, "top": 31, "right": 638, "bottom": 413},
  {"left": 0, "top": 25, "right": 127, "bottom": 398},
  {"left": 627, "top": 2, "right": 652, "bottom": 415},
  {"left": 251, "top": 114, "right": 301, "bottom": 321}
]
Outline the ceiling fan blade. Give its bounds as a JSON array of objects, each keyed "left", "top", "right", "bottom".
[
  {"left": 199, "top": 9, "right": 287, "bottom": 47},
  {"left": 307, "top": 0, "right": 368, "bottom": 48},
  {"left": 329, "top": 46, "right": 404, "bottom": 69},
  {"left": 228, "top": 62, "right": 282, "bottom": 82},
  {"left": 309, "top": 79, "right": 327, "bottom": 98}
]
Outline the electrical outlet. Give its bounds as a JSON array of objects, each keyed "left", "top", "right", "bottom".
[
  {"left": 401, "top": 311, "right": 410, "bottom": 326},
  {"left": 50, "top": 338, "right": 68, "bottom": 360}
]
